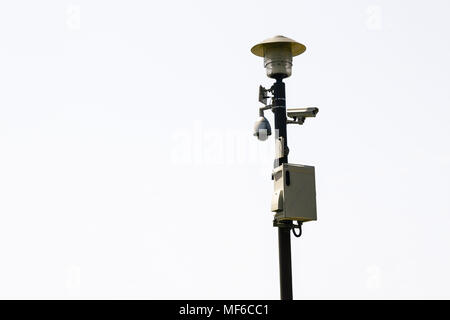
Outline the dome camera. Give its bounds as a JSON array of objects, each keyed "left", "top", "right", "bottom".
[{"left": 253, "top": 116, "right": 272, "bottom": 141}]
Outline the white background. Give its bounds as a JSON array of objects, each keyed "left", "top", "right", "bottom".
[{"left": 0, "top": 0, "right": 449, "bottom": 299}]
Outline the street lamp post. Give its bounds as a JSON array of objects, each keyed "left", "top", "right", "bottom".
[{"left": 251, "top": 35, "right": 318, "bottom": 300}]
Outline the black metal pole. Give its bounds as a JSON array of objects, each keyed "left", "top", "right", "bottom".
[
  {"left": 272, "top": 78, "right": 293, "bottom": 300},
  {"left": 278, "top": 223, "right": 293, "bottom": 300}
]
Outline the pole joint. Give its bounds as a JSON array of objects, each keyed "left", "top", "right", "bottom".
[{"left": 273, "top": 219, "right": 303, "bottom": 238}]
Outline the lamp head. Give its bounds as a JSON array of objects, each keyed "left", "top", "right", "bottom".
[
  {"left": 251, "top": 35, "right": 306, "bottom": 79},
  {"left": 253, "top": 116, "right": 272, "bottom": 141}
]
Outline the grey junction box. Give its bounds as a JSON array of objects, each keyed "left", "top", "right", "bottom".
[{"left": 271, "top": 163, "right": 317, "bottom": 222}]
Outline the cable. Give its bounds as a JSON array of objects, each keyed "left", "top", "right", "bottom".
[{"left": 292, "top": 221, "right": 302, "bottom": 238}]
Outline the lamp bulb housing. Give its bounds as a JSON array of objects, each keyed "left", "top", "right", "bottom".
[
  {"left": 251, "top": 35, "right": 306, "bottom": 79},
  {"left": 263, "top": 44, "right": 293, "bottom": 79}
]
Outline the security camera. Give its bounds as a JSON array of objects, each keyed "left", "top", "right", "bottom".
[
  {"left": 253, "top": 116, "right": 272, "bottom": 141},
  {"left": 287, "top": 107, "right": 319, "bottom": 120}
]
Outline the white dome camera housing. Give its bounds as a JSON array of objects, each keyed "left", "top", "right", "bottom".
[{"left": 253, "top": 116, "right": 272, "bottom": 141}]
